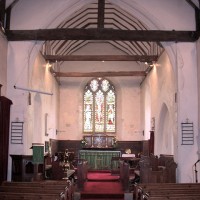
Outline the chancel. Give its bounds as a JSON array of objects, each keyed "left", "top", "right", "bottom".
[{"left": 1, "top": 0, "right": 200, "bottom": 200}]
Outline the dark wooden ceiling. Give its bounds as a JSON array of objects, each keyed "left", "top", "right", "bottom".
[
  {"left": 42, "top": 1, "right": 164, "bottom": 65},
  {"left": 1, "top": 0, "right": 199, "bottom": 78}
]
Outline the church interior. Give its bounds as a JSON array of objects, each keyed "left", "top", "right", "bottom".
[{"left": 1, "top": 0, "right": 200, "bottom": 199}]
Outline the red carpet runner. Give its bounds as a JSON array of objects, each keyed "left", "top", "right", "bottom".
[{"left": 80, "top": 171, "right": 124, "bottom": 200}]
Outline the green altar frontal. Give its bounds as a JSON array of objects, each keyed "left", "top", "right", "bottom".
[{"left": 79, "top": 150, "right": 121, "bottom": 170}]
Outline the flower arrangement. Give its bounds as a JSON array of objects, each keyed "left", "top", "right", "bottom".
[
  {"left": 112, "top": 136, "right": 118, "bottom": 147},
  {"left": 125, "top": 148, "right": 131, "bottom": 154},
  {"left": 81, "top": 138, "right": 88, "bottom": 147}
]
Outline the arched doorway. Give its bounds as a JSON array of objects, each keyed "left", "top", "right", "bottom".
[{"left": 156, "top": 103, "right": 173, "bottom": 155}]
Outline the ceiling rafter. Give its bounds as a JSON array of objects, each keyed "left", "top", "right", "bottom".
[
  {"left": 4, "top": 0, "right": 198, "bottom": 79},
  {"left": 98, "top": 0, "right": 105, "bottom": 28},
  {"left": 41, "top": 1, "right": 163, "bottom": 65},
  {"left": 5, "top": 0, "right": 199, "bottom": 42}
]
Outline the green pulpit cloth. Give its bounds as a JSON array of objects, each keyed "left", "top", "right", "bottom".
[{"left": 32, "top": 143, "right": 44, "bottom": 164}]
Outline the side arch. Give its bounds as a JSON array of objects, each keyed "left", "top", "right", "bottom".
[{"left": 155, "top": 103, "right": 174, "bottom": 155}]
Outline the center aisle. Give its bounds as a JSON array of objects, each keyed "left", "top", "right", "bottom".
[{"left": 80, "top": 171, "right": 124, "bottom": 200}]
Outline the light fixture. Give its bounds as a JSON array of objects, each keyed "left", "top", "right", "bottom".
[
  {"left": 144, "top": 61, "right": 155, "bottom": 67},
  {"left": 46, "top": 61, "right": 52, "bottom": 68},
  {"left": 0, "top": 22, "right": 5, "bottom": 33}
]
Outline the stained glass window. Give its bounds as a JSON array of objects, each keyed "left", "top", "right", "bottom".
[{"left": 83, "top": 78, "right": 116, "bottom": 133}]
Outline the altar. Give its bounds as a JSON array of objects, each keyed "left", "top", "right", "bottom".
[{"left": 79, "top": 150, "right": 121, "bottom": 170}]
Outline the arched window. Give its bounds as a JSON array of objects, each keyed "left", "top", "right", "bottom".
[{"left": 83, "top": 78, "right": 116, "bottom": 133}]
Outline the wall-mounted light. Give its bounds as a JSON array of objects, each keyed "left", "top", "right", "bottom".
[
  {"left": 46, "top": 61, "right": 52, "bottom": 68},
  {"left": 0, "top": 22, "right": 5, "bottom": 33},
  {"left": 145, "top": 61, "right": 154, "bottom": 66}
]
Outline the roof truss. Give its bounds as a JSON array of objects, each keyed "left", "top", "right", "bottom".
[
  {"left": 1, "top": 0, "right": 199, "bottom": 79},
  {"left": 5, "top": 28, "right": 198, "bottom": 42},
  {"left": 44, "top": 55, "right": 158, "bottom": 62}
]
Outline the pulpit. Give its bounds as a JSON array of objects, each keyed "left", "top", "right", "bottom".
[{"left": 31, "top": 143, "right": 44, "bottom": 180}]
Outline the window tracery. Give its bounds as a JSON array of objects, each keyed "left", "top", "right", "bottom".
[{"left": 83, "top": 78, "right": 116, "bottom": 133}]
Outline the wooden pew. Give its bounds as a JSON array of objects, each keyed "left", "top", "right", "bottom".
[
  {"left": 119, "top": 160, "right": 138, "bottom": 192},
  {"left": 76, "top": 159, "right": 88, "bottom": 191},
  {"left": 0, "top": 179, "right": 74, "bottom": 200},
  {"left": 0, "top": 192, "right": 61, "bottom": 200},
  {"left": 143, "top": 192, "right": 200, "bottom": 200},
  {"left": 60, "top": 179, "right": 74, "bottom": 200},
  {"left": 134, "top": 183, "right": 200, "bottom": 200},
  {"left": 139, "top": 154, "right": 177, "bottom": 184},
  {"left": 2, "top": 180, "right": 69, "bottom": 187},
  {"left": 0, "top": 185, "right": 66, "bottom": 193},
  {"left": 119, "top": 160, "right": 129, "bottom": 191}
]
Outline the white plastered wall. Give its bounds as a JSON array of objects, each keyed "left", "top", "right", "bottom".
[
  {"left": 6, "top": 41, "right": 59, "bottom": 180},
  {"left": 141, "top": 51, "right": 177, "bottom": 154},
  {"left": 120, "top": 0, "right": 199, "bottom": 183},
  {"left": 0, "top": 32, "right": 7, "bottom": 96},
  {"left": 58, "top": 42, "right": 144, "bottom": 141},
  {"left": 175, "top": 42, "right": 199, "bottom": 183}
]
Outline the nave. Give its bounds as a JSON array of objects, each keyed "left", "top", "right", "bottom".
[
  {"left": 0, "top": 171, "right": 124, "bottom": 200},
  {"left": 1, "top": 166, "right": 200, "bottom": 200}
]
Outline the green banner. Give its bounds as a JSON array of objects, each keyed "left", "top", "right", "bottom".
[{"left": 33, "top": 145, "right": 44, "bottom": 164}]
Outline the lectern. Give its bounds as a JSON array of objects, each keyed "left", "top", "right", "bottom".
[{"left": 31, "top": 143, "right": 44, "bottom": 180}]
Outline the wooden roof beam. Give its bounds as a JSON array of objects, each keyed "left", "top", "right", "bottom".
[
  {"left": 0, "top": 0, "right": 5, "bottom": 27},
  {"left": 44, "top": 55, "right": 158, "bottom": 62},
  {"left": 5, "top": 28, "right": 199, "bottom": 42},
  {"left": 49, "top": 68, "right": 146, "bottom": 77}
]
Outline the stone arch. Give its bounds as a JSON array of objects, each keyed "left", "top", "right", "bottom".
[{"left": 156, "top": 103, "right": 173, "bottom": 155}]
